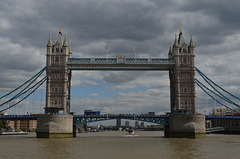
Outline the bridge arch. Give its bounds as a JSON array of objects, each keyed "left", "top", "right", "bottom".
[{"left": 73, "top": 114, "right": 169, "bottom": 125}]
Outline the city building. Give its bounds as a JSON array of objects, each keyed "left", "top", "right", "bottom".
[
  {"left": 135, "top": 121, "right": 139, "bottom": 128},
  {"left": 125, "top": 121, "right": 129, "bottom": 126},
  {"left": 212, "top": 107, "right": 232, "bottom": 116},
  {"left": 116, "top": 118, "right": 121, "bottom": 127},
  {"left": 8, "top": 120, "right": 37, "bottom": 132}
]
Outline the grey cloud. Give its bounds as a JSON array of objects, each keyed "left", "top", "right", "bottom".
[{"left": 1, "top": 0, "right": 240, "bottom": 114}]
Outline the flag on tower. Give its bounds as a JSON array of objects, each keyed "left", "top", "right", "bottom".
[{"left": 131, "top": 46, "right": 135, "bottom": 53}]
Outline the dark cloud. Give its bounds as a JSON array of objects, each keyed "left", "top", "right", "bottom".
[{"left": 1, "top": 0, "right": 240, "bottom": 114}]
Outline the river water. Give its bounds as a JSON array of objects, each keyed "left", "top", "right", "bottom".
[{"left": 0, "top": 131, "right": 240, "bottom": 159}]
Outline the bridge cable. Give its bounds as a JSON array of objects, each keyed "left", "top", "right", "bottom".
[
  {"left": 195, "top": 78, "right": 240, "bottom": 108},
  {"left": 196, "top": 67, "right": 240, "bottom": 101},
  {"left": 0, "top": 67, "right": 46, "bottom": 100},
  {"left": 0, "top": 67, "right": 46, "bottom": 107},
  {"left": 0, "top": 76, "right": 46, "bottom": 112},
  {"left": 196, "top": 67, "right": 240, "bottom": 108},
  {"left": 195, "top": 79, "right": 240, "bottom": 113},
  {"left": 196, "top": 68, "right": 232, "bottom": 103}
]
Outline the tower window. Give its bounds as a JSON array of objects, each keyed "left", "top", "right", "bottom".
[
  {"left": 55, "top": 57, "right": 59, "bottom": 62},
  {"left": 58, "top": 98, "right": 61, "bottom": 105}
]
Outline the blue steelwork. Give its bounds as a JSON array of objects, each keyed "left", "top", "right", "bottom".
[
  {"left": 0, "top": 115, "right": 38, "bottom": 120},
  {"left": 0, "top": 114, "right": 169, "bottom": 125},
  {"left": 205, "top": 115, "right": 240, "bottom": 120},
  {"left": 195, "top": 79, "right": 240, "bottom": 113},
  {"left": 1, "top": 114, "right": 240, "bottom": 123},
  {"left": 0, "top": 67, "right": 46, "bottom": 100},
  {"left": 196, "top": 68, "right": 240, "bottom": 107},
  {"left": 73, "top": 114, "right": 169, "bottom": 125},
  {"left": 196, "top": 67, "right": 240, "bottom": 101},
  {"left": 67, "top": 58, "right": 175, "bottom": 70},
  {"left": 0, "top": 76, "right": 47, "bottom": 112},
  {"left": 195, "top": 67, "right": 240, "bottom": 113}
]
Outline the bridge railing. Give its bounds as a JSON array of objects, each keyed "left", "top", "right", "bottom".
[
  {"left": 67, "top": 58, "right": 175, "bottom": 65},
  {"left": 73, "top": 114, "right": 169, "bottom": 125},
  {"left": 206, "top": 115, "right": 240, "bottom": 120},
  {"left": 0, "top": 115, "right": 38, "bottom": 120}
]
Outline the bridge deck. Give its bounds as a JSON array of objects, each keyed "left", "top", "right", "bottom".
[
  {"left": 1, "top": 115, "right": 240, "bottom": 123},
  {"left": 67, "top": 57, "right": 175, "bottom": 70}
]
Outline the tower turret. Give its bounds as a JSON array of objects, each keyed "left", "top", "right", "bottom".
[
  {"left": 168, "top": 41, "right": 173, "bottom": 57},
  {"left": 63, "top": 34, "right": 69, "bottom": 47},
  {"left": 169, "top": 29, "right": 196, "bottom": 114},
  {"left": 45, "top": 28, "right": 72, "bottom": 114},
  {"left": 46, "top": 33, "right": 52, "bottom": 67},
  {"left": 47, "top": 33, "right": 52, "bottom": 47}
]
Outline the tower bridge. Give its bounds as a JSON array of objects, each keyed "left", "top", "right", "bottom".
[
  {"left": 0, "top": 27, "right": 216, "bottom": 138},
  {"left": 34, "top": 28, "right": 206, "bottom": 138}
]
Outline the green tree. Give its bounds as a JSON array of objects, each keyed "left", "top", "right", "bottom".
[{"left": 0, "top": 121, "right": 7, "bottom": 129}]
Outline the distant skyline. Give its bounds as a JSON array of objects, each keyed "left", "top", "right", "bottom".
[{"left": 1, "top": 0, "right": 240, "bottom": 115}]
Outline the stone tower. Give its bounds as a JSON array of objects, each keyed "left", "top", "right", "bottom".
[
  {"left": 45, "top": 27, "right": 72, "bottom": 114},
  {"left": 169, "top": 28, "right": 196, "bottom": 114},
  {"left": 165, "top": 29, "right": 205, "bottom": 138}
]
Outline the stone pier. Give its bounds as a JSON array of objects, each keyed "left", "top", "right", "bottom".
[
  {"left": 36, "top": 114, "right": 73, "bottom": 138},
  {"left": 164, "top": 114, "right": 206, "bottom": 138}
]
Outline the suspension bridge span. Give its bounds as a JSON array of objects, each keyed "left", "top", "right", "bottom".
[
  {"left": 1, "top": 28, "right": 240, "bottom": 137},
  {"left": 2, "top": 114, "right": 240, "bottom": 124}
]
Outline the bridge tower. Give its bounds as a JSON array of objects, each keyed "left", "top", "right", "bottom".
[
  {"left": 169, "top": 29, "right": 196, "bottom": 114},
  {"left": 45, "top": 27, "right": 72, "bottom": 114},
  {"left": 166, "top": 29, "right": 206, "bottom": 137},
  {"left": 37, "top": 28, "right": 73, "bottom": 138}
]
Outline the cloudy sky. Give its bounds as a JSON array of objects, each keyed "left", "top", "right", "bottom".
[{"left": 1, "top": 0, "right": 240, "bottom": 117}]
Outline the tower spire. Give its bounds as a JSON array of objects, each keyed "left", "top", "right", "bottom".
[
  {"left": 47, "top": 33, "right": 52, "bottom": 46},
  {"left": 178, "top": 27, "right": 185, "bottom": 47},
  {"left": 189, "top": 34, "right": 195, "bottom": 47},
  {"left": 59, "top": 26, "right": 62, "bottom": 34},
  {"left": 174, "top": 34, "right": 179, "bottom": 47},
  {"left": 63, "top": 33, "right": 69, "bottom": 46},
  {"left": 169, "top": 41, "right": 173, "bottom": 54}
]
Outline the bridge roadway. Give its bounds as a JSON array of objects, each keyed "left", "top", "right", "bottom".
[
  {"left": 1, "top": 114, "right": 240, "bottom": 125},
  {"left": 67, "top": 57, "right": 175, "bottom": 71}
]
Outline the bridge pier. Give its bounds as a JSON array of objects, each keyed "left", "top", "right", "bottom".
[
  {"left": 36, "top": 114, "right": 73, "bottom": 138},
  {"left": 164, "top": 114, "right": 206, "bottom": 138}
]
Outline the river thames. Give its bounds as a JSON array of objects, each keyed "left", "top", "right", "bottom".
[{"left": 0, "top": 131, "right": 240, "bottom": 159}]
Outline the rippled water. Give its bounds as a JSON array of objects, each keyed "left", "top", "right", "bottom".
[{"left": 0, "top": 131, "right": 240, "bottom": 159}]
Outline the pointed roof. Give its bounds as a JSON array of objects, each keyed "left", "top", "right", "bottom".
[
  {"left": 47, "top": 33, "right": 52, "bottom": 46},
  {"left": 55, "top": 28, "right": 63, "bottom": 47},
  {"left": 173, "top": 34, "right": 179, "bottom": 47},
  {"left": 189, "top": 34, "right": 195, "bottom": 47},
  {"left": 63, "top": 33, "right": 68, "bottom": 46},
  {"left": 169, "top": 41, "right": 173, "bottom": 54},
  {"left": 178, "top": 30, "right": 186, "bottom": 47},
  {"left": 59, "top": 26, "right": 62, "bottom": 34},
  {"left": 69, "top": 41, "right": 72, "bottom": 52}
]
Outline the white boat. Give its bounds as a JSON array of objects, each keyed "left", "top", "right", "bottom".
[{"left": 0, "top": 132, "right": 29, "bottom": 135}]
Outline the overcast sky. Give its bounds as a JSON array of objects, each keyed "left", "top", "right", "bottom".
[{"left": 1, "top": 0, "right": 240, "bottom": 116}]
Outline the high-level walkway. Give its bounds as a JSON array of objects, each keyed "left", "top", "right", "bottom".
[{"left": 67, "top": 57, "right": 175, "bottom": 70}]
